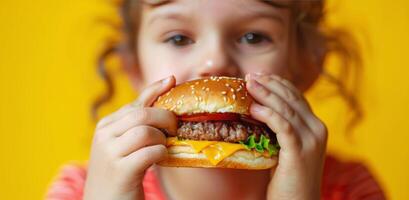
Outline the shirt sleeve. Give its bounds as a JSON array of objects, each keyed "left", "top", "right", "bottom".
[
  {"left": 142, "top": 166, "right": 167, "bottom": 200},
  {"left": 322, "top": 156, "right": 387, "bottom": 200},
  {"left": 44, "top": 164, "right": 166, "bottom": 200},
  {"left": 45, "top": 164, "right": 86, "bottom": 200}
]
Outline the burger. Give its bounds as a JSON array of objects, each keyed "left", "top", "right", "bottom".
[{"left": 153, "top": 76, "right": 279, "bottom": 170}]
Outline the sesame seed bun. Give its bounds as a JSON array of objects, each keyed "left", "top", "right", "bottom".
[
  {"left": 153, "top": 76, "right": 278, "bottom": 170},
  {"left": 153, "top": 76, "right": 253, "bottom": 116}
]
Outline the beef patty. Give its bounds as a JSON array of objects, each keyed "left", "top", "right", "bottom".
[{"left": 174, "top": 121, "right": 275, "bottom": 143}]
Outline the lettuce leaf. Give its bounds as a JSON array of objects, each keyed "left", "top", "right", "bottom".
[{"left": 240, "top": 134, "right": 280, "bottom": 156}]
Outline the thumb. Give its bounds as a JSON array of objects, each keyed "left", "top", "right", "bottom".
[{"left": 133, "top": 75, "right": 176, "bottom": 107}]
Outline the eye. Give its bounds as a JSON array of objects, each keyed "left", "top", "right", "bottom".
[
  {"left": 238, "top": 32, "right": 271, "bottom": 45},
  {"left": 165, "top": 34, "right": 194, "bottom": 47}
]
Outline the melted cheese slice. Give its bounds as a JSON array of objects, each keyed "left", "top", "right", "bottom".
[
  {"left": 167, "top": 137, "right": 217, "bottom": 153},
  {"left": 166, "top": 137, "right": 247, "bottom": 165}
]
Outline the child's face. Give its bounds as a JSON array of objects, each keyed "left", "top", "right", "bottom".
[{"left": 136, "top": 0, "right": 292, "bottom": 87}]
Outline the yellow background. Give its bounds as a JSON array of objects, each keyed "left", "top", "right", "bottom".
[{"left": 0, "top": 0, "right": 408, "bottom": 199}]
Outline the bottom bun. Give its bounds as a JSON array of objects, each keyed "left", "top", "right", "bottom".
[{"left": 158, "top": 145, "right": 278, "bottom": 170}]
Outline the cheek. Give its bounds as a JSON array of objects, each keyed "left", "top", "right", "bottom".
[
  {"left": 238, "top": 51, "right": 291, "bottom": 79},
  {"left": 138, "top": 42, "right": 192, "bottom": 85}
]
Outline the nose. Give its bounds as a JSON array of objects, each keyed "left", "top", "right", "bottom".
[{"left": 195, "top": 40, "right": 239, "bottom": 78}]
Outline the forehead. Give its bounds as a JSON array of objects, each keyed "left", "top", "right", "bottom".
[
  {"left": 141, "top": 0, "right": 290, "bottom": 25},
  {"left": 142, "top": 0, "right": 291, "bottom": 7}
]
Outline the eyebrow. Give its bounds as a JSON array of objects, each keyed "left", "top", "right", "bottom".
[
  {"left": 142, "top": 0, "right": 171, "bottom": 7},
  {"left": 261, "top": 0, "right": 292, "bottom": 9},
  {"left": 245, "top": 9, "right": 285, "bottom": 26},
  {"left": 246, "top": 0, "right": 290, "bottom": 25}
]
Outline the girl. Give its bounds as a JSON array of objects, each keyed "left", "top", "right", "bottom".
[{"left": 47, "top": 0, "right": 386, "bottom": 199}]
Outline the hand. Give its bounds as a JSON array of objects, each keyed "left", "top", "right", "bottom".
[
  {"left": 83, "top": 76, "right": 177, "bottom": 200},
  {"left": 245, "top": 73, "right": 328, "bottom": 200}
]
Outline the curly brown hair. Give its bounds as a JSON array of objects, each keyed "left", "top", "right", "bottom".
[{"left": 92, "top": 0, "right": 362, "bottom": 131}]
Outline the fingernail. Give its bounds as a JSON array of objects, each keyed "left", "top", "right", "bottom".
[
  {"left": 162, "top": 76, "right": 172, "bottom": 85},
  {"left": 245, "top": 74, "right": 250, "bottom": 82}
]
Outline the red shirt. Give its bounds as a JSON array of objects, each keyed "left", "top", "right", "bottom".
[{"left": 46, "top": 155, "right": 386, "bottom": 200}]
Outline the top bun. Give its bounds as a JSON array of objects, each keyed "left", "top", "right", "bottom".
[{"left": 153, "top": 76, "right": 253, "bottom": 116}]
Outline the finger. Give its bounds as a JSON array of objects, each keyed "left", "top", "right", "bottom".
[
  {"left": 252, "top": 74, "right": 322, "bottom": 133},
  {"left": 96, "top": 104, "right": 134, "bottom": 129},
  {"left": 119, "top": 144, "right": 167, "bottom": 177},
  {"left": 96, "top": 76, "right": 175, "bottom": 129},
  {"left": 99, "top": 107, "right": 178, "bottom": 137},
  {"left": 246, "top": 76, "right": 311, "bottom": 133},
  {"left": 250, "top": 102, "right": 301, "bottom": 154},
  {"left": 133, "top": 75, "right": 176, "bottom": 107},
  {"left": 113, "top": 125, "right": 167, "bottom": 157},
  {"left": 267, "top": 74, "right": 307, "bottom": 105}
]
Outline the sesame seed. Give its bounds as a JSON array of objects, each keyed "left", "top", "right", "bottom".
[
  {"left": 223, "top": 96, "right": 227, "bottom": 102},
  {"left": 221, "top": 91, "right": 227, "bottom": 95},
  {"left": 191, "top": 91, "right": 195, "bottom": 94},
  {"left": 230, "top": 88, "right": 234, "bottom": 92},
  {"left": 195, "top": 96, "right": 199, "bottom": 101},
  {"left": 241, "top": 96, "right": 246, "bottom": 100},
  {"left": 190, "top": 85, "right": 195, "bottom": 89},
  {"left": 204, "top": 79, "right": 208, "bottom": 82},
  {"left": 168, "top": 98, "right": 172, "bottom": 102},
  {"left": 232, "top": 94, "right": 236, "bottom": 100},
  {"left": 225, "top": 83, "right": 230, "bottom": 87},
  {"left": 195, "top": 82, "right": 199, "bottom": 85},
  {"left": 177, "top": 100, "right": 182, "bottom": 105},
  {"left": 198, "top": 96, "right": 202, "bottom": 101},
  {"left": 202, "top": 86, "right": 205, "bottom": 91},
  {"left": 206, "top": 88, "right": 210, "bottom": 92}
]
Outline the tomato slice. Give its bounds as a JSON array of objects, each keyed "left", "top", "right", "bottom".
[
  {"left": 179, "top": 113, "right": 266, "bottom": 126},
  {"left": 179, "top": 113, "right": 240, "bottom": 121},
  {"left": 239, "top": 115, "right": 265, "bottom": 126}
]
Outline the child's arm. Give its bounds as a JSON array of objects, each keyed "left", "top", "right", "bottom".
[
  {"left": 245, "top": 73, "right": 327, "bottom": 200},
  {"left": 82, "top": 76, "right": 177, "bottom": 200}
]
